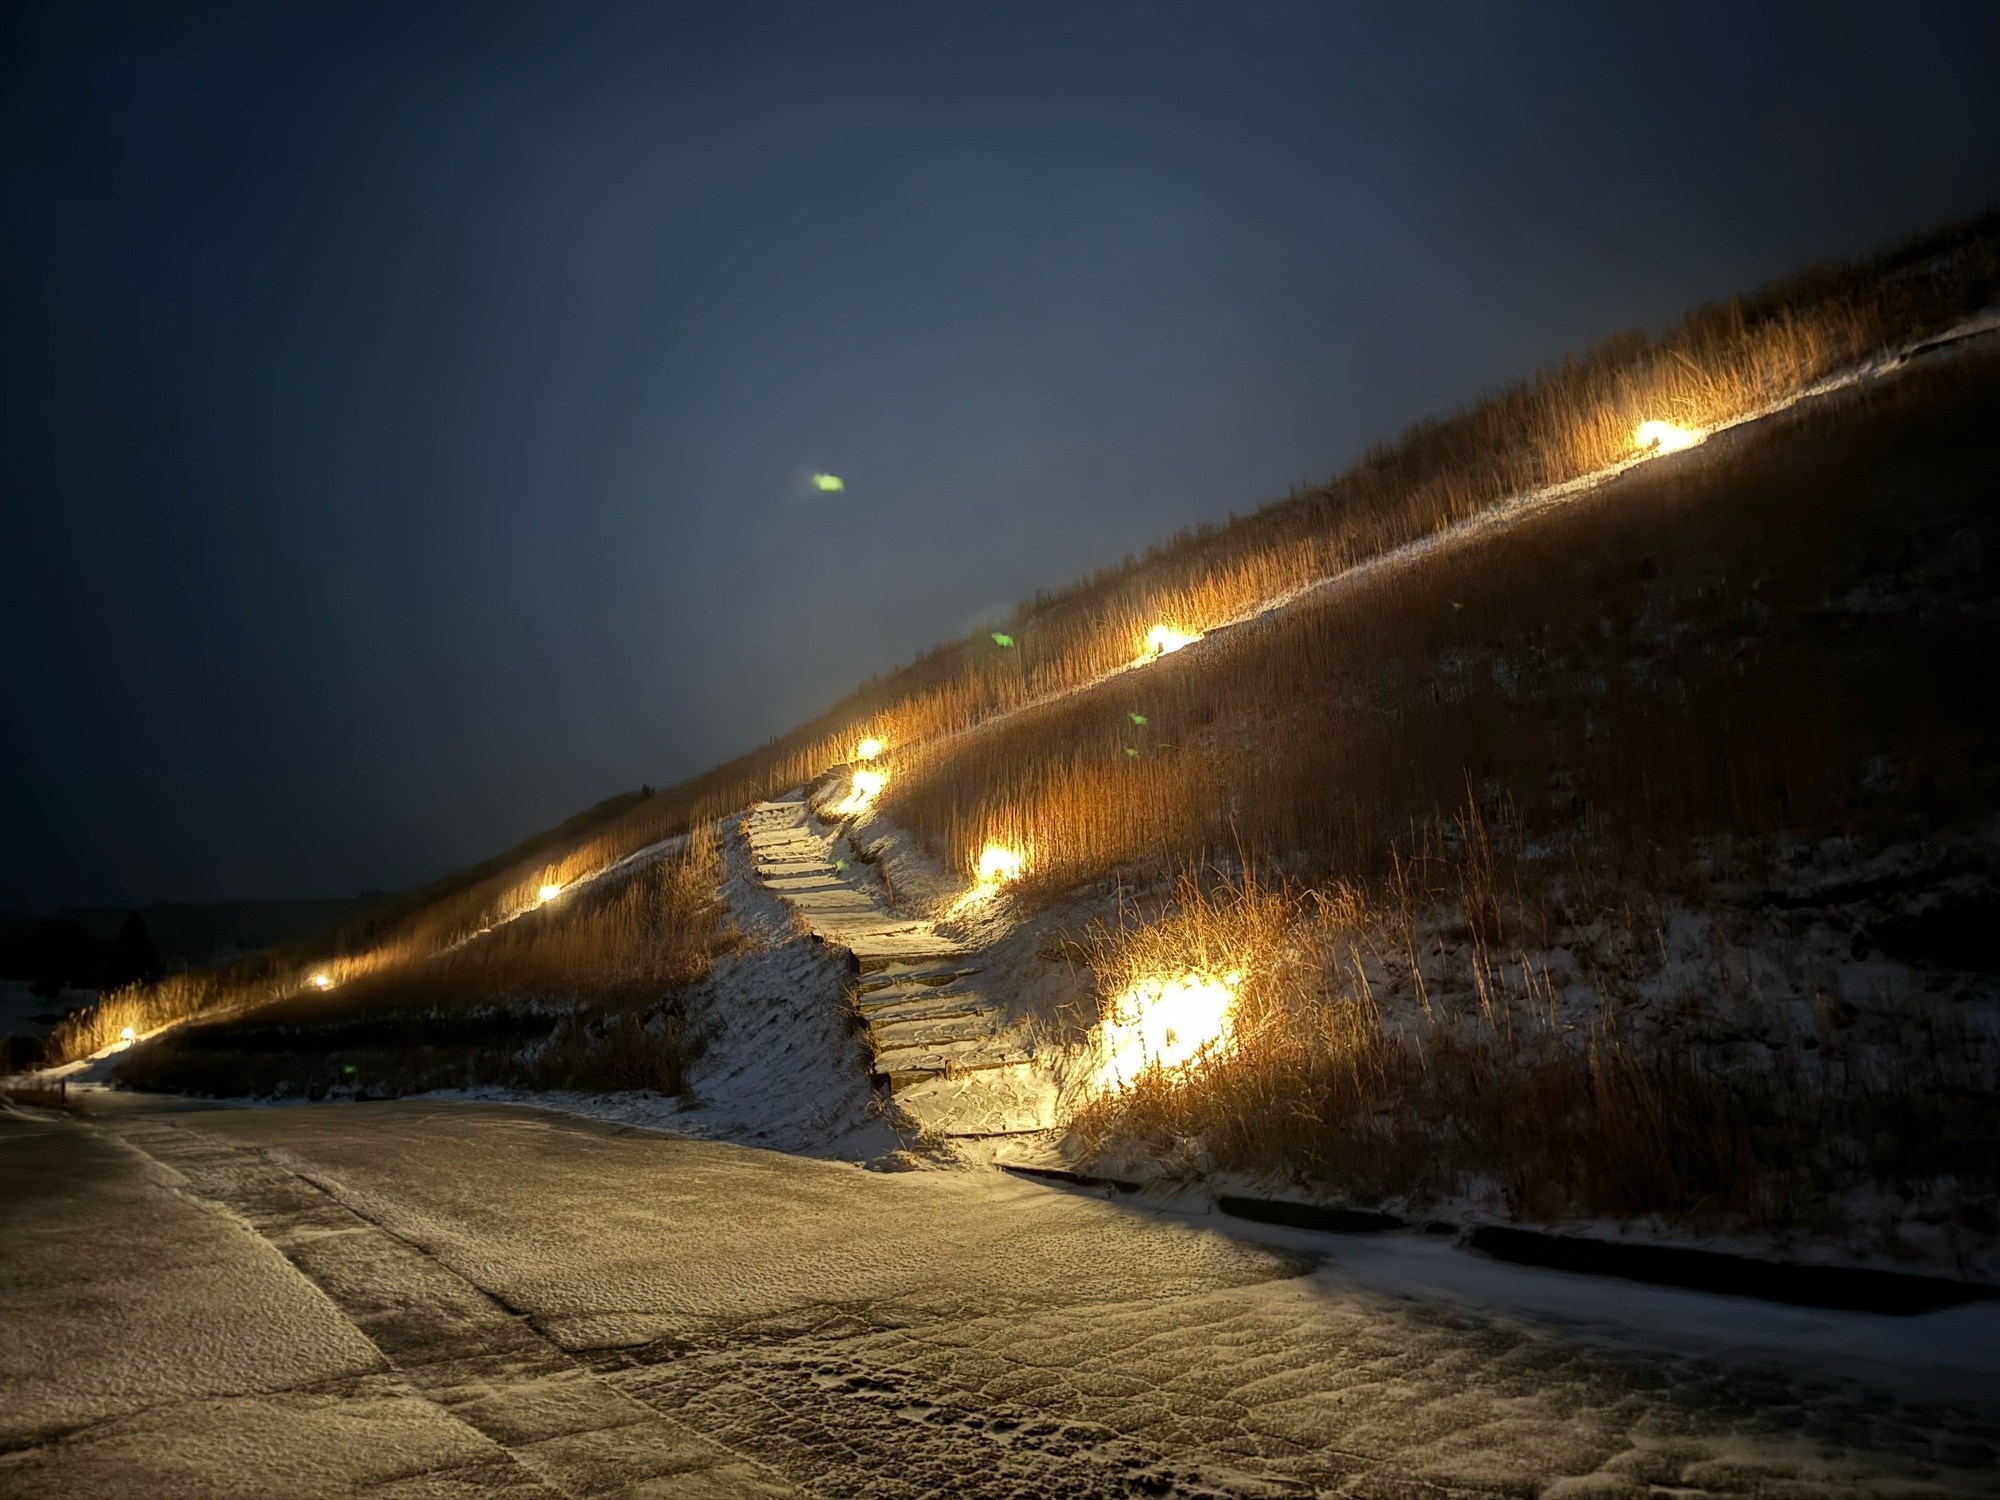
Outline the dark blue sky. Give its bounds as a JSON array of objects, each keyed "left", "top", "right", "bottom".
[{"left": 6, "top": 2, "right": 1998, "bottom": 909}]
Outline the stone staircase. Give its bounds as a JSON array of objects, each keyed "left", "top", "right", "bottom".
[{"left": 742, "top": 798, "right": 1056, "bottom": 1137}]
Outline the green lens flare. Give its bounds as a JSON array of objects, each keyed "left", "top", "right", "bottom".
[
  {"left": 991, "top": 632, "right": 1014, "bottom": 648},
  {"left": 1128, "top": 712, "right": 1148, "bottom": 725},
  {"left": 812, "top": 473, "right": 845, "bottom": 492}
]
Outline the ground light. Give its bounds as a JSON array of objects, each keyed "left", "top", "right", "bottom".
[
  {"left": 831, "top": 767, "right": 886, "bottom": 817},
  {"left": 1634, "top": 419, "right": 1702, "bottom": 453},
  {"left": 311, "top": 972, "right": 333, "bottom": 990},
  {"left": 975, "top": 843, "right": 1026, "bottom": 884},
  {"left": 538, "top": 883, "right": 562, "bottom": 903},
  {"left": 1094, "top": 969, "right": 1243, "bottom": 1094},
  {"left": 1145, "top": 624, "right": 1200, "bottom": 658},
  {"left": 855, "top": 737, "right": 884, "bottom": 761},
  {"left": 120, "top": 1026, "right": 136, "bottom": 1043}
]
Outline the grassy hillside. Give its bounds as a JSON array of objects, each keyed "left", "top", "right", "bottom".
[
  {"left": 882, "top": 351, "right": 2000, "bottom": 893},
  {"left": 117, "top": 829, "right": 727, "bottom": 1099},
  {"left": 39, "top": 211, "right": 2000, "bottom": 1103},
  {"left": 1026, "top": 350, "right": 2000, "bottom": 1237}
]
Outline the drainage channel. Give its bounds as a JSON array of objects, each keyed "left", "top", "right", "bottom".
[{"left": 1001, "top": 1170, "right": 1998, "bottom": 1316}]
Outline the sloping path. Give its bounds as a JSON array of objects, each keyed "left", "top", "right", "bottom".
[{"left": 741, "top": 797, "right": 1057, "bottom": 1137}]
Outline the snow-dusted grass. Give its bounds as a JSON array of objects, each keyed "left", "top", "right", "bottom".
[
  {"left": 1059, "top": 838, "right": 1999, "bottom": 1280},
  {"left": 111, "top": 831, "right": 730, "bottom": 1101},
  {"left": 48, "top": 217, "right": 1996, "bottom": 1070},
  {"left": 878, "top": 350, "right": 2000, "bottom": 897},
  {"left": 844, "top": 357, "right": 2000, "bottom": 1269},
  {"left": 95, "top": 809, "right": 923, "bottom": 1164}
]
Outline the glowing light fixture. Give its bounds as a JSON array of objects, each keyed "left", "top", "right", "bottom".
[
  {"left": 855, "top": 737, "right": 884, "bottom": 761},
  {"left": 975, "top": 843, "right": 1026, "bottom": 885},
  {"left": 1634, "top": 420, "right": 1702, "bottom": 454},
  {"left": 311, "top": 972, "right": 333, "bottom": 990},
  {"left": 812, "top": 473, "right": 845, "bottom": 492},
  {"left": 538, "top": 883, "right": 562, "bottom": 903},
  {"left": 830, "top": 767, "right": 886, "bottom": 817},
  {"left": 120, "top": 1025, "right": 137, "bottom": 1042},
  {"left": 1145, "top": 624, "right": 1199, "bottom": 658},
  {"left": 1094, "top": 969, "right": 1243, "bottom": 1093}
]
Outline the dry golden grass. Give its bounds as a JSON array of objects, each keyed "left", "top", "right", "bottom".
[
  {"left": 1068, "top": 835, "right": 1998, "bottom": 1229},
  {"left": 878, "top": 350, "right": 2000, "bottom": 898},
  {"left": 50, "top": 214, "right": 1998, "bottom": 1062},
  {"left": 1011, "top": 355, "right": 2000, "bottom": 1226},
  {"left": 113, "top": 829, "right": 730, "bottom": 1099},
  {"left": 546, "top": 211, "right": 2000, "bottom": 858}
]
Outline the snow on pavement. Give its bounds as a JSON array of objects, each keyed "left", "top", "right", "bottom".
[{"left": 10, "top": 1096, "right": 1993, "bottom": 1498}]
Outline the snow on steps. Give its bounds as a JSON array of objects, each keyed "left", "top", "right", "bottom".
[{"left": 742, "top": 799, "right": 1057, "bottom": 1137}]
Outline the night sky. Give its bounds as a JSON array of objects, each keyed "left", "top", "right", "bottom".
[{"left": 6, "top": 2, "right": 1997, "bottom": 910}]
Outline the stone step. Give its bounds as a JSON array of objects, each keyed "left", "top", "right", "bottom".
[
  {"left": 739, "top": 798, "right": 1057, "bottom": 1139},
  {"left": 853, "top": 991, "right": 994, "bottom": 1023},
  {"left": 825, "top": 921, "right": 936, "bottom": 941},
  {"left": 855, "top": 967, "right": 980, "bottom": 994},
  {"left": 856, "top": 951, "right": 971, "bottom": 975},
  {"left": 891, "top": 1064, "right": 1061, "bottom": 1136},
  {"left": 872, "top": 1034, "right": 1038, "bottom": 1078},
  {"left": 868, "top": 1011, "right": 1004, "bottom": 1050},
  {"left": 781, "top": 890, "right": 883, "bottom": 911}
]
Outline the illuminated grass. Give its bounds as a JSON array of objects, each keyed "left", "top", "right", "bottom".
[
  {"left": 48, "top": 214, "right": 1999, "bottom": 1065},
  {"left": 878, "top": 353, "right": 2000, "bottom": 898},
  {"left": 114, "top": 830, "right": 731, "bottom": 1098},
  {"left": 1064, "top": 836, "right": 2000, "bottom": 1227}
]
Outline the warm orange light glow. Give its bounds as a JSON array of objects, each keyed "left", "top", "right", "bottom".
[
  {"left": 1144, "top": 624, "right": 1200, "bottom": 658},
  {"left": 1634, "top": 419, "right": 1702, "bottom": 454},
  {"left": 538, "top": 883, "right": 562, "bottom": 903},
  {"left": 120, "top": 1025, "right": 137, "bottom": 1042},
  {"left": 855, "top": 737, "right": 885, "bottom": 761},
  {"left": 1094, "top": 969, "right": 1242, "bottom": 1093},
  {"left": 830, "top": 767, "right": 886, "bottom": 816},
  {"left": 974, "top": 843, "right": 1026, "bottom": 884},
  {"left": 311, "top": 972, "right": 333, "bottom": 990}
]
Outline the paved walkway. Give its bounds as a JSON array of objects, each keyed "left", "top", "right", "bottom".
[
  {"left": 7, "top": 1097, "right": 1995, "bottom": 1499},
  {"left": 741, "top": 798, "right": 1057, "bottom": 1137}
]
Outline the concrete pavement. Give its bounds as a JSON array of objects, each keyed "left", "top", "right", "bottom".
[{"left": 4, "top": 1096, "right": 1995, "bottom": 1498}]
